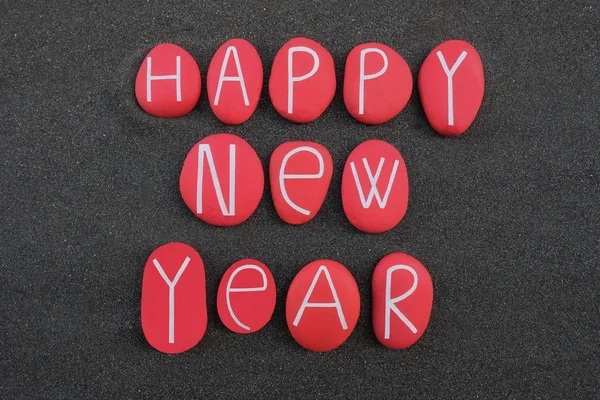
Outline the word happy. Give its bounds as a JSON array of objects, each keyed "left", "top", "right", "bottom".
[{"left": 135, "top": 37, "right": 485, "bottom": 135}]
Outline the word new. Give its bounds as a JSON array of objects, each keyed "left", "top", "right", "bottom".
[
  {"left": 141, "top": 243, "right": 434, "bottom": 353},
  {"left": 135, "top": 38, "right": 485, "bottom": 136},
  {"left": 179, "top": 134, "right": 408, "bottom": 233}
]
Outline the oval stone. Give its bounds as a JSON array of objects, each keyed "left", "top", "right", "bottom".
[
  {"left": 217, "top": 259, "right": 276, "bottom": 334},
  {"left": 341, "top": 140, "right": 409, "bottom": 233},
  {"left": 207, "top": 38, "right": 263, "bottom": 125},
  {"left": 135, "top": 43, "right": 201, "bottom": 118},
  {"left": 372, "top": 252, "right": 433, "bottom": 349},
  {"left": 418, "top": 40, "right": 484, "bottom": 135},
  {"left": 286, "top": 260, "right": 360, "bottom": 352},
  {"left": 141, "top": 242, "right": 207, "bottom": 354},
  {"left": 269, "top": 37, "right": 336, "bottom": 123},
  {"left": 343, "top": 42, "right": 412, "bottom": 124},
  {"left": 179, "top": 133, "right": 264, "bottom": 226},
  {"left": 269, "top": 141, "right": 333, "bottom": 224}
]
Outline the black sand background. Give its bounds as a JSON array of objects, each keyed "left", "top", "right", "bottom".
[{"left": 1, "top": 1, "right": 598, "bottom": 398}]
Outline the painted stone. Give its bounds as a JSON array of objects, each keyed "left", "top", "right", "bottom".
[
  {"left": 217, "top": 259, "right": 276, "bottom": 334},
  {"left": 179, "top": 133, "right": 264, "bottom": 226},
  {"left": 135, "top": 43, "right": 201, "bottom": 118},
  {"left": 343, "top": 42, "right": 412, "bottom": 124},
  {"left": 141, "top": 242, "right": 207, "bottom": 354},
  {"left": 269, "top": 141, "right": 333, "bottom": 224},
  {"left": 418, "top": 40, "right": 484, "bottom": 136},
  {"left": 207, "top": 39, "right": 263, "bottom": 125},
  {"left": 269, "top": 37, "right": 336, "bottom": 123},
  {"left": 341, "top": 140, "right": 409, "bottom": 233},
  {"left": 286, "top": 260, "right": 360, "bottom": 352},
  {"left": 372, "top": 252, "right": 433, "bottom": 349}
]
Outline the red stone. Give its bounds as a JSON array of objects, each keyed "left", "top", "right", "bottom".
[
  {"left": 418, "top": 40, "right": 484, "bottom": 136},
  {"left": 372, "top": 252, "right": 433, "bottom": 349},
  {"left": 135, "top": 43, "right": 201, "bottom": 118},
  {"left": 343, "top": 43, "right": 412, "bottom": 124},
  {"left": 269, "top": 37, "right": 336, "bottom": 123},
  {"left": 207, "top": 39, "right": 263, "bottom": 125},
  {"left": 286, "top": 260, "right": 360, "bottom": 352},
  {"left": 269, "top": 141, "right": 333, "bottom": 224},
  {"left": 341, "top": 140, "right": 409, "bottom": 233},
  {"left": 179, "top": 133, "right": 264, "bottom": 226},
  {"left": 141, "top": 242, "right": 207, "bottom": 354},
  {"left": 217, "top": 259, "right": 276, "bottom": 334}
]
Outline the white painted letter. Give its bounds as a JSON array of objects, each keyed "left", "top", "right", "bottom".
[
  {"left": 226, "top": 264, "right": 268, "bottom": 331},
  {"left": 287, "top": 46, "right": 320, "bottom": 114},
  {"left": 196, "top": 144, "right": 236, "bottom": 216},
  {"left": 359, "top": 48, "right": 388, "bottom": 115},
  {"left": 350, "top": 157, "right": 399, "bottom": 209},
  {"left": 384, "top": 265, "right": 418, "bottom": 339},
  {"left": 214, "top": 46, "right": 249, "bottom": 106},
  {"left": 436, "top": 50, "right": 468, "bottom": 126},
  {"left": 279, "top": 146, "right": 325, "bottom": 215},
  {"left": 146, "top": 56, "right": 182, "bottom": 103},
  {"left": 153, "top": 257, "right": 191, "bottom": 343},
  {"left": 293, "top": 265, "right": 347, "bottom": 329}
]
